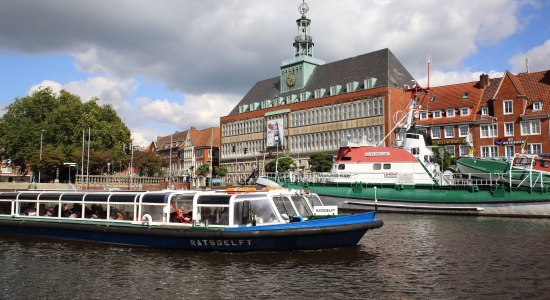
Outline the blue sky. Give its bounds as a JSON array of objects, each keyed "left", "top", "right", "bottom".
[{"left": 1, "top": 0, "right": 549, "bottom": 146}]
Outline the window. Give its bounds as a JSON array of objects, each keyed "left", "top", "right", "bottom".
[
  {"left": 444, "top": 126, "right": 454, "bottom": 138},
  {"left": 445, "top": 145, "right": 455, "bottom": 157},
  {"left": 459, "top": 145, "right": 469, "bottom": 157},
  {"left": 505, "top": 145, "right": 515, "bottom": 158},
  {"left": 462, "top": 92, "right": 470, "bottom": 99},
  {"left": 433, "top": 110, "right": 442, "bottom": 118},
  {"left": 314, "top": 89, "right": 324, "bottom": 99},
  {"left": 480, "top": 146, "right": 498, "bottom": 158},
  {"left": 480, "top": 124, "right": 497, "bottom": 138},
  {"left": 520, "top": 120, "right": 541, "bottom": 135},
  {"left": 446, "top": 109, "right": 455, "bottom": 117},
  {"left": 481, "top": 107, "right": 489, "bottom": 116},
  {"left": 504, "top": 100, "right": 513, "bottom": 115},
  {"left": 419, "top": 110, "right": 428, "bottom": 120},
  {"left": 330, "top": 85, "right": 340, "bottom": 96},
  {"left": 533, "top": 101, "right": 542, "bottom": 111},
  {"left": 458, "top": 125, "right": 469, "bottom": 137},
  {"left": 431, "top": 127, "right": 441, "bottom": 139},
  {"left": 373, "top": 163, "right": 381, "bottom": 170},
  {"left": 460, "top": 107, "right": 469, "bottom": 116},
  {"left": 504, "top": 122, "right": 514, "bottom": 137},
  {"left": 526, "top": 144, "right": 542, "bottom": 154}
]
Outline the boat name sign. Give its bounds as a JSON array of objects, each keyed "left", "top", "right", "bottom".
[
  {"left": 190, "top": 239, "right": 253, "bottom": 248},
  {"left": 365, "top": 151, "right": 390, "bottom": 157}
]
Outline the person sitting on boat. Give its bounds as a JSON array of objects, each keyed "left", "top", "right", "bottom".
[
  {"left": 170, "top": 208, "right": 192, "bottom": 223},
  {"left": 43, "top": 207, "right": 55, "bottom": 217},
  {"left": 61, "top": 204, "right": 73, "bottom": 218},
  {"left": 23, "top": 203, "right": 37, "bottom": 216}
]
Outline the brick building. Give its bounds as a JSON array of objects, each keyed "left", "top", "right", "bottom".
[
  {"left": 415, "top": 70, "right": 550, "bottom": 159},
  {"left": 220, "top": 2, "right": 413, "bottom": 183}
]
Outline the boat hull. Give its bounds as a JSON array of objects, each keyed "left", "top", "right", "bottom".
[
  {"left": 0, "top": 213, "right": 383, "bottom": 252},
  {"left": 282, "top": 182, "right": 550, "bottom": 217}
]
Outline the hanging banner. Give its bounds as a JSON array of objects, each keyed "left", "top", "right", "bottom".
[{"left": 266, "top": 118, "right": 284, "bottom": 148}]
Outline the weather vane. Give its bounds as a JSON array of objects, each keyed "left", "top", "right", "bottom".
[{"left": 299, "top": 0, "right": 309, "bottom": 17}]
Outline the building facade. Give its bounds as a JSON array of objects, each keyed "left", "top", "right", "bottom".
[
  {"left": 220, "top": 2, "right": 413, "bottom": 183},
  {"left": 416, "top": 70, "right": 550, "bottom": 159},
  {"left": 149, "top": 127, "right": 220, "bottom": 185}
]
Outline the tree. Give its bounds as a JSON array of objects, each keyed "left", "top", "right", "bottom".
[
  {"left": 433, "top": 146, "right": 453, "bottom": 171},
  {"left": 28, "top": 145, "right": 65, "bottom": 182},
  {"left": 264, "top": 156, "right": 294, "bottom": 173},
  {"left": 196, "top": 164, "right": 211, "bottom": 177},
  {"left": 214, "top": 165, "right": 228, "bottom": 178},
  {"left": 0, "top": 88, "right": 131, "bottom": 177},
  {"left": 309, "top": 152, "right": 334, "bottom": 172},
  {"left": 134, "top": 151, "right": 166, "bottom": 177}
]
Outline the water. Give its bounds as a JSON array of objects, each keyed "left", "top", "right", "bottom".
[{"left": 1, "top": 213, "right": 549, "bottom": 299}]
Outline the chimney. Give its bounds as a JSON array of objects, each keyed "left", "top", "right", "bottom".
[{"left": 479, "top": 74, "right": 490, "bottom": 88}]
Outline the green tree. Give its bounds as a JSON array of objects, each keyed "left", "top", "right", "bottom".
[
  {"left": 214, "top": 165, "right": 228, "bottom": 178},
  {"left": 0, "top": 88, "right": 131, "bottom": 179},
  {"left": 433, "top": 146, "right": 453, "bottom": 171},
  {"left": 28, "top": 145, "right": 65, "bottom": 182},
  {"left": 264, "top": 156, "right": 294, "bottom": 173},
  {"left": 134, "top": 151, "right": 166, "bottom": 177},
  {"left": 196, "top": 164, "right": 211, "bottom": 177},
  {"left": 309, "top": 152, "right": 334, "bottom": 172}
]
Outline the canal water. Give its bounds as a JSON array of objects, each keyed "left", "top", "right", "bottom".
[{"left": 1, "top": 213, "right": 549, "bottom": 299}]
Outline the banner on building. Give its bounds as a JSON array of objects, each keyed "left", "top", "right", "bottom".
[{"left": 266, "top": 118, "right": 284, "bottom": 148}]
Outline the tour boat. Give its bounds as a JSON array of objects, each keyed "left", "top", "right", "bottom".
[
  {"left": 0, "top": 188, "right": 382, "bottom": 252},
  {"left": 271, "top": 85, "right": 550, "bottom": 217}
]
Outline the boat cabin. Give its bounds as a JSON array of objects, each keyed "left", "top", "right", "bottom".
[{"left": 0, "top": 189, "right": 331, "bottom": 228}]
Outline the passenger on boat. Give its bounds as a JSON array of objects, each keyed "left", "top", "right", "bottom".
[
  {"left": 23, "top": 203, "right": 37, "bottom": 216},
  {"left": 61, "top": 204, "right": 73, "bottom": 218},
  {"left": 170, "top": 208, "right": 192, "bottom": 223},
  {"left": 43, "top": 207, "right": 55, "bottom": 217}
]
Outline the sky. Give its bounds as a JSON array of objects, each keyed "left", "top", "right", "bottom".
[{"left": 1, "top": 0, "right": 549, "bottom": 146}]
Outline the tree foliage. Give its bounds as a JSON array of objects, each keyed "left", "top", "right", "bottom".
[
  {"left": 214, "top": 165, "right": 228, "bottom": 178},
  {"left": 196, "top": 164, "right": 211, "bottom": 177},
  {"left": 134, "top": 151, "right": 166, "bottom": 177},
  {"left": 433, "top": 146, "right": 453, "bottom": 171},
  {"left": 0, "top": 88, "right": 132, "bottom": 180},
  {"left": 264, "top": 156, "right": 294, "bottom": 173},
  {"left": 309, "top": 152, "right": 334, "bottom": 172}
]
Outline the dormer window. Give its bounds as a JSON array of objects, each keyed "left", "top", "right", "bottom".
[
  {"left": 419, "top": 110, "right": 428, "bottom": 120},
  {"left": 430, "top": 95, "right": 437, "bottom": 102},
  {"left": 346, "top": 81, "right": 358, "bottom": 93},
  {"left": 330, "top": 85, "right": 341, "bottom": 96},
  {"left": 364, "top": 77, "right": 377, "bottom": 89},
  {"left": 446, "top": 109, "right": 455, "bottom": 117},
  {"left": 533, "top": 101, "right": 542, "bottom": 111},
  {"left": 433, "top": 110, "right": 442, "bottom": 118},
  {"left": 481, "top": 107, "right": 488, "bottom": 116},
  {"left": 460, "top": 107, "right": 469, "bottom": 116},
  {"left": 314, "top": 88, "right": 325, "bottom": 99},
  {"left": 462, "top": 92, "right": 470, "bottom": 99}
]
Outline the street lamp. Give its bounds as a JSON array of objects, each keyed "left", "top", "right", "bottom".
[
  {"left": 37, "top": 129, "right": 44, "bottom": 183},
  {"left": 64, "top": 162, "right": 76, "bottom": 186}
]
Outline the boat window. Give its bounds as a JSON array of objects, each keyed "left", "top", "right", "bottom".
[
  {"left": 233, "top": 199, "right": 277, "bottom": 225},
  {"left": 338, "top": 164, "right": 345, "bottom": 170},
  {"left": 290, "top": 195, "right": 313, "bottom": 216},
  {"left": 61, "top": 194, "right": 86, "bottom": 201},
  {"left": 38, "top": 193, "right": 62, "bottom": 201},
  {"left": 272, "top": 196, "right": 297, "bottom": 221},
  {"left": 383, "top": 163, "right": 391, "bottom": 170},
  {"left": 0, "top": 192, "right": 18, "bottom": 200},
  {"left": 142, "top": 193, "right": 169, "bottom": 204},
  {"left": 373, "top": 163, "right": 381, "bottom": 170},
  {"left": 17, "top": 193, "right": 40, "bottom": 201},
  {"left": 84, "top": 194, "right": 110, "bottom": 202},
  {"left": 341, "top": 157, "right": 352, "bottom": 161},
  {"left": 110, "top": 194, "right": 139, "bottom": 203},
  {"left": 540, "top": 160, "right": 549, "bottom": 168},
  {"left": 0, "top": 201, "right": 12, "bottom": 215},
  {"left": 170, "top": 194, "right": 194, "bottom": 213},
  {"left": 406, "top": 133, "right": 419, "bottom": 139},
  {"left": 304, "top": 194, "right": 323, "bottom": 207},
  {"left": 18, "top": 201, "right": 38, "bottom": 216},
  {"left": 197, "top": 206, "right": 229, "bottom": 226},
  {"left": 38, "top": 201, "right": 61, "bottom": 217},
  {"left": 197, "top": 195, "right": 231, "bottom": 205},
  {"left": 140, "top": 204, "right": 163, "bottom": 222}
]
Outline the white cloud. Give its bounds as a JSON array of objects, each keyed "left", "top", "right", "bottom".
[
  {"left": 418, "top": 70, "right": 504, "bottom": 87},
  {"left": 508, "top": 39, "right": 550, "bottom": 73}
]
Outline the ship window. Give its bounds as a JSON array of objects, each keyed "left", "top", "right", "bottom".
[
  {"left": 383, "top": 164, "right": 391, "bottom": 170},
  {"left": 373, "top": 163, "right": 381, "bottom": 170},
  {"left": 338, "top": 164, "right": 345, "bottom": 170},
  {"left": 540, "top": 160, "right": 549, "bottom": 168},
  {"left": 291, "top": 195, "right": 313, "bottom": 216},
  {"left": 341, "top": 157, "right": 352, "bottom": 161},
  {"left": 272, "top": 196, "right": 297, "bottom": 221}
]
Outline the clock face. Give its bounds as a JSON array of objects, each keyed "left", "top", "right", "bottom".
[{"left": 286, "top": 73, "right": 296, "bottom": 87}]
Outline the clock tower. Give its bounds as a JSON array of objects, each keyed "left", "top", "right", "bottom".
[{"left": 280, "top": 1, "right": 325, "bottom": 93}]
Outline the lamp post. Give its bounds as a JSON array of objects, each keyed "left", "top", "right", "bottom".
[{"left": 38, "top": 129, "right": 44, "bottom": 183}]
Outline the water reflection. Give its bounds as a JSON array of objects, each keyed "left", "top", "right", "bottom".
[{"left": 1, "top": 214, "right": 550, "bottom": 299}]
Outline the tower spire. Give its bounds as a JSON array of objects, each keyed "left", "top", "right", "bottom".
[{"left": 294, "top": 1, "right": 314, "bottom": 58}]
